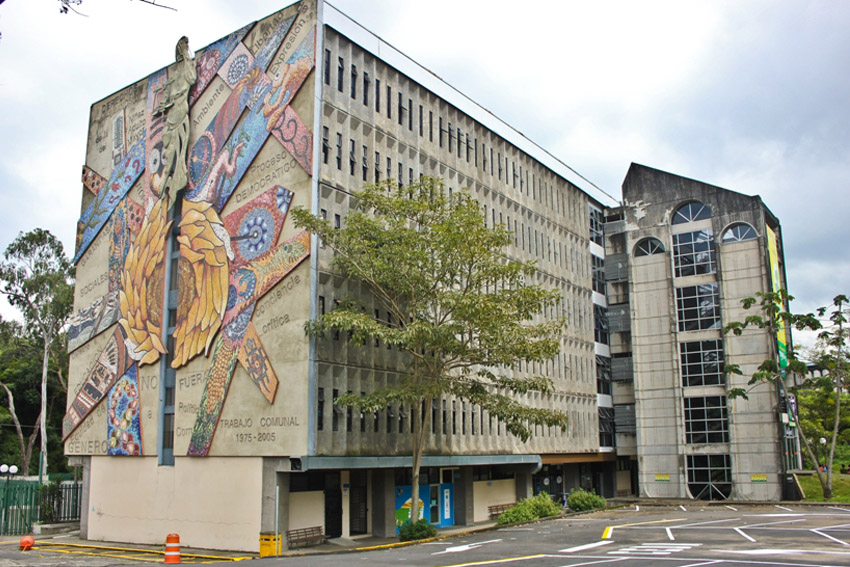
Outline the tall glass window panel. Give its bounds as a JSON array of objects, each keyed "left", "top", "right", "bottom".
[
  {"left": 676, "top": 284, "right": 721, "bottom": 331},
  {"left": 684, "top": 396, "right": 729, "bottom": 444},
  {"left": 687, "top": 454, "right": 732, "bottom": 500},
  {"left": 673, "top": 229, "right": 716, "bottom": 277},
  {"left": 680, "top": 340, "right": 725, "bottom": 387}
]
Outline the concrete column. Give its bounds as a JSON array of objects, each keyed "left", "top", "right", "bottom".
[
  {"left": 341, "top": 470, "right": 350, "bottom": 538},
  {"left": 69, "top": 456, "right": 91, "bottom": 539},
  {"left": 370, "top": 469, "right": 396, "bottom": 537},
  {"left": 453, "top": 468, "right": 474, "bottom": 526},
  {"left": 515, "top": 469, "right": 533, "bottom": 501},
  {"left": 277, "top": 473, "right": 290, "bottom": 549},
  {"left": 260, "top": 459, "right": 278, "bottom": 533}
]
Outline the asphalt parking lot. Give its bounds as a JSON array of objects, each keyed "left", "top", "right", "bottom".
[{"left": 2, "top": 502, "right": 849, "bottom": 566}]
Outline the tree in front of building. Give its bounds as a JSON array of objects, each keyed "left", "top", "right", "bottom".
[
  {"left": 724, "top": 290, "right": 848, "bottom": 499},
  {"left": 0, "top": 229, "right": 74, "bottom": 483},
  {"left": 291, "top": 178, "right": 568, "bottom": 526}
]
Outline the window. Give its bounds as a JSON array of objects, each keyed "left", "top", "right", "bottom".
[
  {"left": 680, "top": 340, "right": 724, "bottom": 387},
  {"left": 673, "top": 201, "right": 711, "bottom": 224},
  {"left": 317, "top": 387, "right": 324, "bottom": 431},
  {"left": 375, "top": 151, "right": 380, "bottom": 181},
  {"left": 599, "top": 407, "right": 614, "bottom": 447},
  {"left": 594, "top": 304, "right": 608, "bottom": 344},
  {"left": 348, "top": 139, "right": 355, "bottom": 175},
  {"left": 323, "top": 49, "right": 330, "bottom": 85},
  {"left": 375, "top": 78, "right": 381, "bottom": 112},
  {"left": 676, "top": 284, "right": 720, "bottom": 331},
  {"left": 429, "top": 110, "right": 433, "bottom": 141},
  {"left": 722, "top": 223, "right": 758, "bottom": 242},
  {"left": 684, "top": 396, "right": 728, "bottom": 444},
  {"left": 336, "top": 57, "right": 344, "bottom": 92},
  {"left": 363, "top": 72, "right": 370, "bottom": 105},
  {"left": 597, "top": 355, "right": 612, "bottom": 395},
  {"left": 362, "top": 145, "right": 368, "bottom": 181},
  {"left": 673, "top": 229, "right": 716, "bottom": 277},
  {"left": 687, "top": 454, "right": 732, "bottom": 500},
  {"left": 635, "top": 237, "right": 665, "bottom": 256},
  {"left": 448, "top": 123, "right": 453, "bottom": 152},
  {"left": 397, "top": 92, "right": 403, "bottom": 125},
  {"left": 335, "top": 133, "right": 341, "bottom": 169},
  {"left": 589, "top": 206, "right": 604, "bottom": 246},
  {"left": 592, "top": 255, "right": 605, "bottom": 294},
  {"left": 386, "top": 85, "right": 391, "bottom": 119},
  {"left": 332, "top": 389, "right": 339, "bottom": 431},
  {"left": 350, "top": 64, "right": 357, "bottom": 98},
  {"left": 321, "top": 127, "right": 329, "bottom": 164},
  {"left": 408, "top": 98, "right": 413, "bottom": 130}
]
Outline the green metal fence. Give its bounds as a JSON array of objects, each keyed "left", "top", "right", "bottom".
[{"left": 0, "top": 481, "right": 82, "bottom": 535}]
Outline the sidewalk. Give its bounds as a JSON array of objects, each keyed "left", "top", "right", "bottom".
[{"left": 0, "top": 520, "right": 503, "bottom": 564}]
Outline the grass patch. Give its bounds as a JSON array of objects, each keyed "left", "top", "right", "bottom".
[{"left": 796, "top": 472, "right": 850, "bottom": 502}]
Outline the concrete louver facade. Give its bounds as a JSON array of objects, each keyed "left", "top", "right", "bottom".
[{"left": 64, "top": 1, "right": 793, "bottom": 553}]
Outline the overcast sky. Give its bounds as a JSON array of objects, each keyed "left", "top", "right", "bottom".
[{"left": 1, "top": 0, "right": 848, "bottom": 329}]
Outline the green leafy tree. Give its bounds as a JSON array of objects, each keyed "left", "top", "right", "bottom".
[
  {"left": 724, "top": 290, "right": 848, "bottom": 499},
  {"left": 0, "top": 229, "right": 74, "bottom": 483},
  {"left": 291, "top": 178, "right": 568, "bottom": 524}
]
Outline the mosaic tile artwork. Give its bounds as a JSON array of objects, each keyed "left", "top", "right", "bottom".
[
  {"left": 187, "top": 230, "right": 310, "bottom": 456},
  {"left": 188, "top": 24, "right": 251, "bottom": 106},
  {"left": 67, "top": 11, "right": 316, "bottom": 456},
  {"left": 107, "top": 365, "right": 143, "bottom": 456},
  {"left": 74, "top": 137, "right": 146, "bottom": 264},
  {"left": 142, "top": 69, "right": 168, "bottom": 214},
  {"left": 82, "top": 165, "right": 107, "bottom": 196},
  {"left": 63, "top": 326, "right": 133, "bottom": 438},
  {"left": 67, "top": 290, "right": 120, "bottom": 353}
]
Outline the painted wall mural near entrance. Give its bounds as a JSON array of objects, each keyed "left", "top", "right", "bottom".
[{"left": 65, "top": 0, "right": 316, "bottom": 459}]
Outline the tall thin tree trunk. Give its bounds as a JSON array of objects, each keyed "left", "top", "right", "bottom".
[
  {"left": 409, "top": 396, "right": 433, "bottom": 527},
  {"left": 39, "top": 336, "right": 50, "bottom": 484}
]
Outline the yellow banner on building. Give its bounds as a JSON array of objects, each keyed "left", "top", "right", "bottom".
[{"left": 766, "top": 226, "right": 788, "bottom": 369}]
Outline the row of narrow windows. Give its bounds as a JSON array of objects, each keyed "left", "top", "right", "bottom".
[
  {"left": 317, "top": 291, "right": 596, "bottom": 382},
  {"left": 322, "top": 44, "right": 577, "bottom": 214},
  {"left": 316, "top": 387, "right": 593, "bottom": 440},
  {"left": 317, "top": 160, "right": 592, "bottom": 280}
]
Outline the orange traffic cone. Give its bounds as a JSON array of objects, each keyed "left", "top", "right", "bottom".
[{"left": 164, "top": 533, "right": 181, "bottom": 564}]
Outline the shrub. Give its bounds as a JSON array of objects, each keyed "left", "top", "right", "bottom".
[
  {"left": 398, "top": 519, "right": 437, "bottom": 541},
  {"left": 528, "top": 492, "right": 562, "bottom": 518},
  {"left": 496, "top": 492, "right": 562, "bottom": 525},
  {"left": 566, "top": 488, "right": 606, "bottom": 512},
  {"left": 496, "top": 500, "right": 537, "bottom": 525}
]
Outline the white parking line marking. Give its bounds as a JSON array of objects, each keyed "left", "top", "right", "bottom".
[
  {"left": 734, "top": 527, "right": 756, "bottom": 542},
  {"left": 811, "top": 529, "right": 849, "bottom": 546},
  {"left": 775, "top": 505, "right": 794, "bottom": 512},
  {"left": 562, "top": 558, "right": 628, "bottom": 567},
  {"left": 725, "top": 505, "right": 738, "bottom": 512},
  {"left": 666, "top": 527, "right": 675, "bottom": 541},
  {"left": 680, "top": 505, "right": 687, "bottom": 511},
  {"left": 560, "top": 541, "right": 614, "bottom": 553}
]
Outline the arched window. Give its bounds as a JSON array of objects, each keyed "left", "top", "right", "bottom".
[
  {"left": 673, "top": 201, "right": 711, "bottom": 224},
  {"left": 722, "top": 223, "right": 757, "bottom": 243},
  {"left": 634, "top": 237, "right": 665, "bottom": 257}
]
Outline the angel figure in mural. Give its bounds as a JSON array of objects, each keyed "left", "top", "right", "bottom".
[{"left": 156, "top": 35, "right": 197, "bottom": 203}]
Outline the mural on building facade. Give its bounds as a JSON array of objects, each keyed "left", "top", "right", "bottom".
[{"left": 64, "top": 2, "right": 316, "bottom": 458}]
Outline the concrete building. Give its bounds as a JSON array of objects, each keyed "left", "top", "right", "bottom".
[
  {"left": 603, "top": 164, "right": 799, "bottom": 501},
  {"left": 64, "top": 0, "right": 794, "bottom": 553}
]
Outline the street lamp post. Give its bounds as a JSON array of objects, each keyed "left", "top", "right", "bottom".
[{"left": 0, "top": 464, "right": 19, "bottom": 535}]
